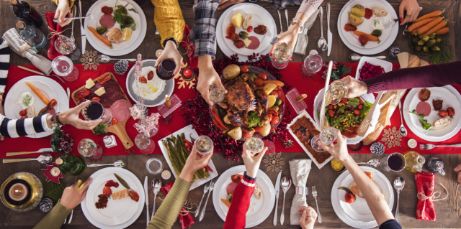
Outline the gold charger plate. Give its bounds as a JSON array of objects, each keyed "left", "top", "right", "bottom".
[{"left": 0, "top": 172, "right": 43, "bottom": 212}]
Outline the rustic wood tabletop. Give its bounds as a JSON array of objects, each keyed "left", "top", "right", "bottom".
[{"left": 0, "top": 0, "right": 460, "bottom": 228}]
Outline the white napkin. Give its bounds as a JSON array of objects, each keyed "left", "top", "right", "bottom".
[{"left": 289, "top": 159, "right": 312, "bottom": 225}]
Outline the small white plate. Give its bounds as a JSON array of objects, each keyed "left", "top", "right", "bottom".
[
  {"left": 85, "top": 0, "right": 147, "bottom": 56},
  {"left": 4, "top": 76, "right": 69, "bottom": 138},
  {"left": 337, "top": 0, "right": 398, "bottom": 55},
  {"left": 331, "top": 166, "right": 394, "bottom": 229},
  {"left": 81, "top": 167, "right": 145, "bottom": 229},
  {"left": 403, "top": 86, "right": 461, "bottom": 142},
  {"left": 313, "top": 89, "right": 375, "bottom": 144},
  {"left": 216, "top": 3, "right": 277, "bottom": 62},
  {"left": 157, "top": 125, "right": 219, "bottom": 190},
  {"left": 355, "top": 57, "right": 393, "bottom": 80},
  {"left": 288, "top": 110, "right": 333, "bottom": 169},
  {"left": 212, "top": 165, "right": 275, "bottom": 228},
  {"left": 126, "top": 59, "right": 174, "bottom": 107}
]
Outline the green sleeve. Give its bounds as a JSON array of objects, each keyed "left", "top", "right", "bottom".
[
  {"left": 33, "top": 202, "right": 71, "bottom": 229},
  {"left": 148, "top": 178, "right": 192, "bottom": 229}
]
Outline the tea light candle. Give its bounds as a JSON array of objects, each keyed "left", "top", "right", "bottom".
[{"left": 9, "top": 183, "right": 28, "bottom": 202}]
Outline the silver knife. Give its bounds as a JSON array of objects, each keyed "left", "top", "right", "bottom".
[
  {"left": 319, "top": 61, "right": 334, "bottom": 129},
  {"left": 273, "top": 172, "right": 282, "bottom": 226},
  {"left": 79, "top": 0, "right": 86, "bottom": 54},
  {"left": 143, "top": 176, "right": 150, "bottom": 226},
  {"left": 327, "top": 3, "right": 332, "bottom": 56}
]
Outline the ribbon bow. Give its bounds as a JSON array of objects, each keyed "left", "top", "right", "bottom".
[{"left": 417, "top": 183, "right": 449, "bottom": 202}]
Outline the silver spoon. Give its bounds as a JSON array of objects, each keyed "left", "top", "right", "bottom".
[
  {"left": 2, "top": 154, "right": 53, "bottom": 164},
  {"left": 398, "top": 101, "right": 408, "bottom": 137},
  {"left": 317, "top": 7, "right": 328, "bottom": 52},
  {"left": 86, "top": 160, "right": 126, "bottom": 168},
  {"left": 280, "top": 176, "right": 292, "bottom": 225},
  {"left": 99, "top": 55, "right": 136, "bottom": 63},
  {"left": 393, "top": 176, "right": 405, "bottom": 222}
]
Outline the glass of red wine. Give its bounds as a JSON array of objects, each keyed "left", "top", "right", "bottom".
[
  {"left": 82, "top": 101, "right": 112, "bottom": 124},
  {"left": 383, "top": 152, "right": 406, "bottom": 172},
  {"left": 156, "top": 58, "right": 176, "bottom": 80}
]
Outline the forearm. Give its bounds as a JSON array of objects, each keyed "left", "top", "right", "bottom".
[
  {"left": 223, "top": 176, "right": 255, "bottom": 229},
  {"left": 148, "top": 178, "right": 191, "bottom": 229},
  {"left": 342, "top": 155, "right": 394, "bottom": 225},
  {"left": 0, "top": 114, "right": 51, "bottom": 138},
  {"left": 151, "top": 0, "right": 185, "bottom": 46},
  {"left": 51, "top": 0, "right": 75, "bottom": 7},
  {"left": 193, "top": 0, "right": 220, "bottom": 57},
  {"left": 365, "top": 61, "right": 461, "bottom": 93},
  {"left": 33, "top": 202, "right": 71, "bottom": 229}
]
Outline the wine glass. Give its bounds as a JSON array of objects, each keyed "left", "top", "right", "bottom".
[
  {"left": 51, "top": 55, "right": 79, "bottom": 81},
  {"left": 135, "top": 133, "right": 156, "bottom": 154},
  {"left": 327, "top": 81, "right": 348, "bottom": 105},
  {"left": 78, "top": 138, "right": 103, "bottom": 160},
  {"left": 302, "top": 50, "right": 323, "bottom": 76},
  {"left": 54, "top": 35, "right": 76, "bottom": 55},
  {"left": 270, "top": 42, "right": 291, "bottom": 70},
  {"left": 311, "top": 127, "right": 338, "bottom": 152},
  {"left": 82, "top": 101, "right": 112, "bottom": 124}
]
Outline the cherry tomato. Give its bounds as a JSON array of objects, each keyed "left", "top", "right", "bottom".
[
  {"left": 19, "top": 109, "right": 27, "bottom": 117},
  {"left": 240, "top": 65, "right": 250, "bottom": 73},
  {"left": 246, "top": 26, "right": 253, "bottom": 32},
  {"left": 257, "top": 72, "right": 268, "bottom": 80},
  {"left": 353, "top": 109, "right": 361, "bottom": 116}
]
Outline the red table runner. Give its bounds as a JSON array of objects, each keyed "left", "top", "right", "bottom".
[{"left": 2, "top": 62, "right": 461, "bottom": 158}]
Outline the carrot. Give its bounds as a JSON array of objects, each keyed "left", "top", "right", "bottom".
[
  {"left": 435, "top": 26, "right": 449, "bottom": 35},
  {"left": 416, "top": 10, "right": 444, "bottom": 22},
  {"left": 25, "top": 82, "right": 50, "bottom": 105},
  {"left": 408, "top": 18, "right": 432, "bottom": 32},
  {"left": 417, "top": 17, "right": 444, "bottom": 35},
  {"left": 353, "top": 31, "right": 380, "bottom": 42},
  {"left": 424, "top": 19, "right": 447, "bottom": 36},
  {"left": 88, "top": 26, "right": 112, "bottom": 48}
]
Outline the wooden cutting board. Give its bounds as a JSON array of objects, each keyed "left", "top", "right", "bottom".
[{"left": 71, "top": 72, "right": 134, "bottom": 149}]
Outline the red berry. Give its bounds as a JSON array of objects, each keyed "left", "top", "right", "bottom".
[
  {"left": 257, "top": 72, "right": 268, "bottom": 80},
  {"left": 246, "top": 26, "right": 253, "bottom": 32},
  {"left": 19, "top": 109, "right": 27, "bottom": 117},
  {"left": 240, "top": 65, "right": 250, "bottom": 73},
  {"left": 438, "top": 110, "right": 448, "bottom": 118},
  {"left": 354, "top": 109, "right": 361, "bottom": 116},
  {"left": 147, "top": 71, "right": 154, "bottom": 80},
  {"left": 345, "top": 192, "right": 356, "bottom": 203}
]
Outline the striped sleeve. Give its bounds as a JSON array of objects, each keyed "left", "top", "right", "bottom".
[
  {"left": 0, "top": 38, "right": 11, "bottom": 93},
  {"left": 0, "top": 114, "right": 51, "bottom": 138}
]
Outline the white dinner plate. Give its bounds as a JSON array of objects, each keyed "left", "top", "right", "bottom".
[
  {"left": 403, "top": 86, "right": 461, "bottom": 142},
  {"left": 337, "top": 0, "right": 398, "bottom": 55},
  {"left": 355, "top": 56, "right": 393, "bottom": 80},
  {"left": 313, "top": 89, "right": 375, "bottom": 144},
  {"left": 331, "top": 166, "right": 394, "bottom": 228},
  {"left": 126, "top": 59, "right": 174, "bottom": 107},
  {"left": 84, "top": 0, "right": 147, "bottom": 56},
  {"left": 158, "top": 125, "right": 219, "bottom": 190},
  {"left": 216, "top": 3, "right": 277, "bottom": 62},
  {"left": 81, "top": 167, "right": 145, "bottom": 229},
  {"left": 212, "top": 165, "right": 275, "bottom": 228},
  {"left": 4, "top": 76, "right": 69, "bottom": 138}
]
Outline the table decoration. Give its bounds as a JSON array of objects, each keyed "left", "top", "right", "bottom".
[
  {"left": 381, "top": 126, "right": 402, "bottom": 148},
  {"left": 42, "top": 164, "right": 64, "bottom": 184},
  {"left": 288, "top": 159, "right": 312, "bottom": 225},
  {"left": 369, "top": 141, "right": 385, "bottom": 156},
  {"left": 80, "top": 50, "right": 99, "bottom": 70},
  {"left": 262, "top": 152, "right": 284, "bottom": 173},
  {"left": 415, "top": 172, "right": 448, "bottom": 221},
  {"left": 51, "top": 127, "right": 74, "bottom": 154},
  {"left": 0, "top": 172, "right": 43, "bottom": 212},
  {"left": 176, "top": 67, "right": 196, "bottom": 89}
]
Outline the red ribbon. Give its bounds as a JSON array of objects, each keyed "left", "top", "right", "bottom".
[
  {"left": 161, "top": 182, "right": 196, "bottom": 229},
  {"left": 45, "top": 12, "right": 62, "bottom": 60},
  {"left": 415, "top": 172, "right": 436, "bottom": 221}
]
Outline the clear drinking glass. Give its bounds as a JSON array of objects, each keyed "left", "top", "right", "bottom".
[
  {"left": 78, "top": 138, "right": 103, "bottom": 160},
  {"left": 383, "top": 152, "right": 406, "bottom": 172},
  {"left": 194, "top": 135, "right": 214, "bottom": 156},
  {"left": 145, "top": 158, "right": 163, "bottom": 175},
  {"left": 135, "top": 133, "right": 156, "bottom": 154},
  {"left": 302, "top": 51, "right": 323, "bottom": 76},
  {"left": 270, "top": 42, "right": 291, "bottom": 70},
  {"left": 311, "top": 127, "right": 338, "bottom": 152},
  {"left": 54, "top": 35, "right": 76, "bottom": 55},
  {"left": 51, "top": 55, "right": 79, "bottom": 81},
  {"left": 244, "top": 137, "right": 265, "bottom": 155},
  {"left": 82, "top": 101, "right": 112, "bottom": 124},
  {"left": 327, "top": 81, "right": 348, "bottom": 105},
  {"left": 209, "top": 83, "right": 226, "bottom": 104}
]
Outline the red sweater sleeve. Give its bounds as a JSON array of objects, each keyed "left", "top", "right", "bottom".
[
  {"left": 223, "top": 178, "right": 255, "bottom": 229},
  {"left": 365, "top": 61, "right": 461, "bottom": 93}
]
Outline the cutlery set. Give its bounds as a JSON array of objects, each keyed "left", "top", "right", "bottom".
[{"left": 276, "top": 9, "right": 291, "bottom": 33}]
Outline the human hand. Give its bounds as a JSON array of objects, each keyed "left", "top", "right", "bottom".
[
  {"left": 156, "top": 40, "right": 183, "bottom": 77},
  {"left": 242, "top": 146, "right": 267, "bottom": 178},
  {"left": 60, "top": 179, "right": 91, "bottom": 209},
  {"left": 180, "top": 146, "right": 213, "bottom": 182},
  {"left": 54, "top": 0, "right": 72, "bottom": 27},
  {"left": 318, "top": 129, "right": 350, "bottom": 162},
  {"left": 270, "top": 24, "right": 300, "bottom": 58},
  {"left": 58, "top": 100, "right": 102, "bottom": 130},
  {"left": 399, "top": 0, "right": 422, "bottom": 24},
  {"left": 197, "top": 55, "right": 227, "bottom": 106},
  {"left": 455, "top": 164, "right": 461, "bottom": 184},
  {"left": 299, "top": 206, "right": 317, "bottom": 229},
  {"left": 339, "top": 76, "right": 368, "bottom": 99}
]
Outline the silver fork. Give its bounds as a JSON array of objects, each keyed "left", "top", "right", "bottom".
[
  {"left": 420, "top": 143, "right": 461, "bottom": 150},
  {"left": 277, "top": 9, "right": 283, "bottom": 32},
  {"left": 63, "top": 209, "right": 73, "bottom": 224},
  {"left": 280, "top": 177, "right": 292, "bottom": 225},
  {"left": 311, "top": 186, "right": 322, "bottom": 223},
  {"left": 284, "top": 9, "right": 289, "bottom": 30},
  {"left": 151, "top": 180, "right": 161, "bottom": 218},
  {"left": 199, "top": 181, "right": 215, "bottom": 222},
  {"left": 195, "top": 183, "right": 210, "bottom": 218}
]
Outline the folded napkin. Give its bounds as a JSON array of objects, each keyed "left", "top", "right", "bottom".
[
  {"left": 45, "top": 12, "right": 62, "bottom": 60},
  {"left": 161, "top": 182, "right": 195, "bottom": 229},
  {"left": 289, "top": 159, "right": 312, "bottom": 225},
  {"left": 2, "top": 28, "right": 52, "bottom": 74},
  {"left": 415, "top": 172, "right": 436, "bottom": 221}
]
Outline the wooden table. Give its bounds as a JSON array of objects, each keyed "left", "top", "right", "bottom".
[{"left": 1, "top": 0, "right": 461, "bottom": 228}]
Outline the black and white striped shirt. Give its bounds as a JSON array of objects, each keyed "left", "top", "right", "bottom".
[{"left": 0, "top": 38, "right": 51, "bottom": 138}]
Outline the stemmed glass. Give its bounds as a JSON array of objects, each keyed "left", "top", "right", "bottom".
[
  {"left": 302, "top": 50, "right": 323, "bottom": 76},
  {"left": 51, "top": 55, "right": 79, "bottom": 81},
  {"left": 310, "top": 127, "right": 338, "bottom": 152},
  {"left": 54, "top": 34, "right": 76, "bottom": 55}
]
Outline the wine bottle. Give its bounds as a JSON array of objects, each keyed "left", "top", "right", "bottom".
[{"left": 11, "top": 0, "right": 43, "bottom": 27}]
